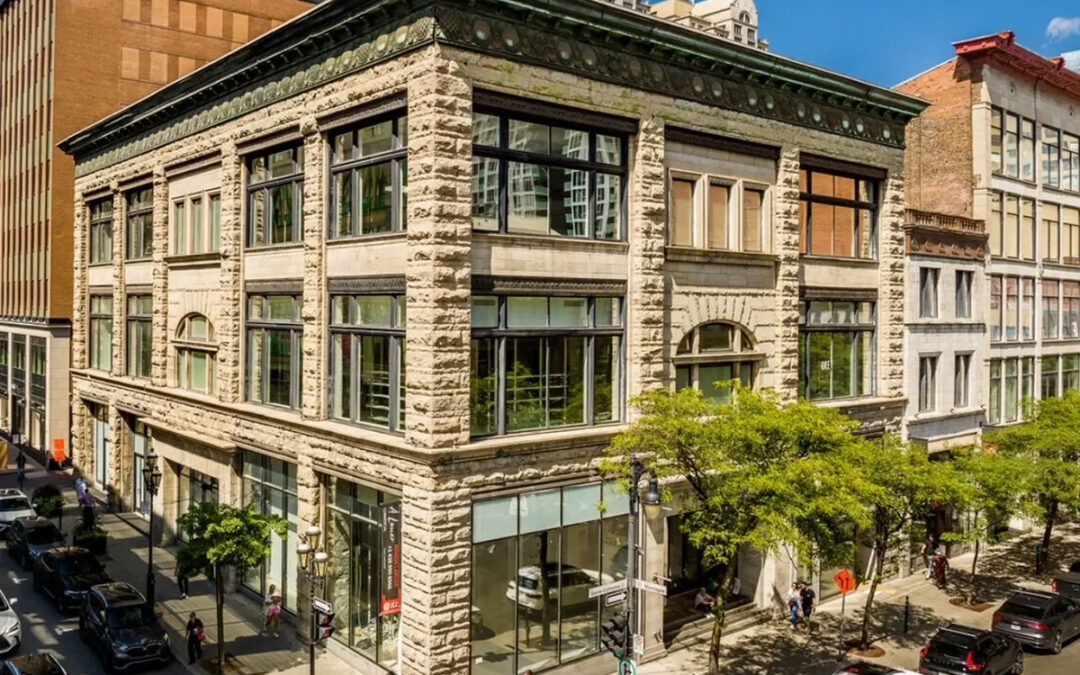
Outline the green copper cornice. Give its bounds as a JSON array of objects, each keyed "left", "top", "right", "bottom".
[{"left": 63, "top": 0, "right": 926, "bottom": 177}]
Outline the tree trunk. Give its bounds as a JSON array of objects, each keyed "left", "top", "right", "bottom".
[
  {"left": 707, "top": 562, "right": 738, "bottom": 675},
  {"left": 968, "top": 538, "right": 980, "bottom": 604},
  {"left": 1039, "top": 499, "right": 1059, "bottom": 572},
  {"left": 858, "top": 539, "right": 887, "bottom": 651},
  {"left": 215, "top": 563, "right": 225, "bottom": 673}
]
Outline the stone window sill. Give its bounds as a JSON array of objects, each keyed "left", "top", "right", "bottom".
[
  {"left": 166, "top": 252, "right": 221, "bottom": 268},
  {"left": 326, "top": 232, "right": 407, "bottom": 246},
  {"left": 245, "top": 243, "right": 304, "bottom": 254},
  {"left": 910, "top": 406, "right": 984, "bottom": 423},
  {"left": 473, "top": 231, "right": 630, "bottom": 252},
  {"left": 799, "top": 254, "right": 879, "bottom": 268},
  {"left": 665, "top": 246, "right": 777, "bottom": 267}
]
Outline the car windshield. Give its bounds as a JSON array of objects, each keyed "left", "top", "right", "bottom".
[
  {"left": 58, "top": 555, "right": 104, "bottom": 576},
  {"left": 0, "top": 497, "right": 31, "bottom": 512},
  {"left": 1000, "top": 601, "right": 1047, "bottom": 620},
  {"left": 106, "top": 605, "right": 155, "bottom": 630},
  {"left": 929, "top": 641, "right": 972, "bottom": 661},
  {"left": 0, "top": 593, "right": 8, "bottom": 612},
  {"left": 26, "top": 525, "right": 63, "bottom": 545}
]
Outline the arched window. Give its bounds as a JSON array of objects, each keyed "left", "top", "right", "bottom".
[
  {"left": 739, "top": 10, "right": 752, "bottom": 23},
  {"left": 175, "top": 314, "right": 216, "bottom": 394},
  {"left": 674, "top": 322, "right": 759, "bottom": 402}
]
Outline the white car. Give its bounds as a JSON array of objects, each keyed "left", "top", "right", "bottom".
[
  {"left": 0, "top": 491, "right": 34, "bottom": 537},
  {"left": 506, "top": 565, "right": 614, "bottom": 612},
  {"left": 0, "top": 587, "right": 21, "bottom": 655}
]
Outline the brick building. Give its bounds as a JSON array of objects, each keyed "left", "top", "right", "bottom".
[
  {"left": 899, "top": 31, "right": 1080, "bottom": 429},
  {"left": 59, "top": 1, "right": 924, "bottom": 673},
  {"left": 0, "top": 0, "right": 315, "bottom": 463}
]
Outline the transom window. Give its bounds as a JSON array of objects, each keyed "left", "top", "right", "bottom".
[
  {"left": 330, "top": 115, "right": 408, "bottom": 238},
  {"left": 89, "top": 295, "right": 113, "bottom": 371},
  {"left": 673, "top": 322, "right": 757, "bottom": 403},
  {"left": 246, "top": 294, "right": 302, "bottom": 409},
  {"left": 471, "top": 111, "right": 626, "bottom": 240},
  {"left": 798, "top": 168, "right": 877, "bottom": 259},
  {"left": 125, "top": 187, "right": 154, "bottom": 260},
  {"left": 176, "top": 314, "right": 216, "bottom": 394},
  {"left": 247, "top": 146, "right": 304, "bottom": 247},
  {"left": 126, "top": 295, "right": 152, "bottom": 379},
  {"left": 89, "top": 199, "right": 114, "bottom": 265},
  {"left": 172, "top": 192, "right": 221, "bottom": 255},
  {"left": 330, "top": 294, "right": 406, "bottom": 431},
  {"left": 668, "top": 172, "right": 768, "bottom": 253},
  {"left": 470, "top": 295, "right": 623, "bottom": 436},
  {"left": 798, "top": 300, "right": 876, "bottom": 401}
]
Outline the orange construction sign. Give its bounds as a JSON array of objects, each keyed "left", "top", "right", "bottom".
[
  {"left": 833, "top": 568, "right": 856, "bottom": 595},
  {"left": 53, "top": 438, "right": 67, "bottom": 464}
]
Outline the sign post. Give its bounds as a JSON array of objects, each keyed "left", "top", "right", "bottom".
[{"left": 833, "top": 569, "right": 856, "bottom": 657}]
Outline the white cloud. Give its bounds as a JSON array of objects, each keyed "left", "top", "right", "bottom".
[{"left": 1047, "top": 17, "right": 1080, "bottom": 40}]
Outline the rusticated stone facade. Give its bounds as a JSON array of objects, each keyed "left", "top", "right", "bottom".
[{"left": 61, "top": 2, "right": 923, "bottom": 673}]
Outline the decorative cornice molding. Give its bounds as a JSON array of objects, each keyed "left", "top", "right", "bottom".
[
  {"left": 472, "top": 275, "right": 626, "bottom": 296},
  {"left": 327, "top": 275, "right": 407, "bottom": 294}
]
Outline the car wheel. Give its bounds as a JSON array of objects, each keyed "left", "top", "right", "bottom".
[
  {"left": 1050, "top": 630, "right": 1063, "bottom": 655},
  {"left": 1012, "top": 650, "right": 1024, "bottom": 674}
]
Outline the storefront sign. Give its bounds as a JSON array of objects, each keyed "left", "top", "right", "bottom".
[{"left": 379, "top": 502, "right": 402, "bottom": 616}]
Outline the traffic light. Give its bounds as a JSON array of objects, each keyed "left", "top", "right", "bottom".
[
  {"left": 599, "top": 611, "right": 627, "bottom": 657},
  {"left": 315, "top": 609, "right": 335, "bottom": 641}
]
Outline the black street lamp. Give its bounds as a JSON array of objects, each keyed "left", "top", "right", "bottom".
[
  {"left": 297, "top": 523, "right": 330, "bottom": 675},
  {"left": 141, "top": 442, "right": 163, "bottom": 607}
]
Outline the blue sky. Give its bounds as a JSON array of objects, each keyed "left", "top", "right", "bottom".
[{"left": 660, "top": 1, "right": 1080, "bottom": 88}]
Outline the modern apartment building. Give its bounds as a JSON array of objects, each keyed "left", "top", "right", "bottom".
[
  {"left": 899, "top": 31, "right": 1080, "bottom": 429},
  {"left": 0, "top": 0, "right": 315, "bottom": 464},
  {"left": 59, "top": 1, "right": 924, "bottom": 673}
]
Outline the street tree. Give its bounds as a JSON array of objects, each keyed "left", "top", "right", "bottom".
[
  {"left": 843, "top": 435, "right": 967, "bottom": 650},
  {"left": 604, "top": 385, "right": 866, "bottom": 675},
  {"left": 985, "top": 389, "right": 1080, "bottom": 570},
  {"left": 941, "top": 447, "right": 1027, "bottom": 603},
  {"left": 177, "top": 502, "right": 286, "bottom": 673}
]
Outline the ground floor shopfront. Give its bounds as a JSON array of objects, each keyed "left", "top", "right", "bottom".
[{"left": 0, "top": 323, "right": 70, "bottom": 465}]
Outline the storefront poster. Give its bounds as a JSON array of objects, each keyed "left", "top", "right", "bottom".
[{"left": 380, "top": 502, "right": 402, "bottom": 616}]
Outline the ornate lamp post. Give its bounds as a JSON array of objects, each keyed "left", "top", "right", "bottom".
[
  {"left": 626, "top": 458, "right": 662, "bottom": 660},
  {"left": 141, "top": 447, "right": 163, "bottom": 606},
  {"left": 297, "top": 523, "right": 330, "bottom": 675}
]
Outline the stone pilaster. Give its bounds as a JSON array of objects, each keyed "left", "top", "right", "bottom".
[
  {"left": 775, "top": 145, "right": 803, "bottom": 402},
  {"left": 72, "top": 194, "right": 89, "bottom": 371},
  {"left": 399, "top": 482, "right": 471, "bottom": 675},
  {"left": 627, "top": 113, "right": 666, "bottom": 405},
  {"left": 879, "top": 168, "right": 907, "bottom": 407},
  {"left": 70, "top": 396, "right": 91, "bottom": 480},
  {"left": 111, "top": 184, "right": 125, "bottom": 377},
  {"left": 217, "top": 143, "right": 244, "bottom": 404},
  {"left": 151, "top": 167, "right": 169, "bottom": 386},
  {"left": 403, "top": 49, "right": 473, "bottom": 449},
  {"left": 300, "top": 117, "right": 327, "bottom": 421},
  {"left": 107, "top": 405, "right": 124, "bottom": 493}
]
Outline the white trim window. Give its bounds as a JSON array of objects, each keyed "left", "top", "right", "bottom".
[
  {"left": 919, "top": 267, "right": 939, "bottom": 318},
  {"left": 918, "top": 355, "right": 937, "bottom": 412},
  {"left": 668, "top": 170, "right": 771, "bottom": 253},
  {"left": 172, "top": 192, "right": 221, "bottom": 255},
  {"left": 954, "top": 353, "right": 970, "bottom": 408}
]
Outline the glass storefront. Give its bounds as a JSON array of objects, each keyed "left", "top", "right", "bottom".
[
  {"left": 92, "top": 405, "right": 111, "bottom": 487},
  {"left": 242, "top": 451, "right": 298, "bottom": 613},
  {"left": 471, "top": 483, "right": 629, "bottom": 675},
  {"left": 324, "top": 477, "right": 401, "bottom": 670},
  {"left": 177, "top": 466, "right": 219, "bottom": 541}
]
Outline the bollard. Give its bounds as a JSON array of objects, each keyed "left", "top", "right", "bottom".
[
  {"left": 903, "top": 596, "right": 911, "bottom": 635},
  {"left": 1035, "top": 545, "right": 1044, "bottom": 574}
]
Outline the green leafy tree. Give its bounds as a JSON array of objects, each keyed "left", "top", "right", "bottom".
[
  {"left": 985, "top": 390, "right": 1080, "bottom": 570},
  {"left": 177, "top": 502, "right": 286, "bottom": 672},
  {"left": 842, "top": 436, "right": 967, "bottom": 650},
  {"left": 941, "top": 447, "right": 1027, "bottom": 603},
  {"left": 604, "top": 386, "right": 866, "bottom": 675}
]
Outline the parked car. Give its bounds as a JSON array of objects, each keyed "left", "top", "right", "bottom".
[
  {"left": 1053, "top": 571, "right": 1080, "bottom": 602},
  {"left": 0, "top": 653, "right": 66, "bottom": 675},
  {"left": 32, "top": 547, "right": 111, "bottom": 613},
  {"left": 506, "top": 564, "right": 615, "bottom": 612},
  {"left": 0, "top": 587, "right": 20, "bottom": 656},
  {"left": 992, "top": 589, "right": 1080, "bottom": 654},
  {"left": 1070, "top": 561, "right": 1080, "bottom": 573},
  {"left": 79, "top": 582, "right": 171, "bottom": 673},
  {"left": 919, "top": 624, "right": 1023, "bottom": 674},
  {"left": 0, "top": 491, "right": 35, "bottom": 538},
  {"left": 6, "top": 518, "right": 64, "bottom": 570},
  {"left": 833, "top": 662, "right": 919, "bottom": 674}
]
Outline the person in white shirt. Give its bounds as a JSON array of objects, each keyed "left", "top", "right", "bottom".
[{"left": 694, "top": 587, "right": 713, "bottom": 614}]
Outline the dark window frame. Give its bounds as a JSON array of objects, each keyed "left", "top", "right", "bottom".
[
  {"left": 797, "top": 300, "right": 877, "bottom": 401},
  {"left": 245, "top": 293, "right": 303, "bottom": 410},
  {"left": 124, "top": 187, "right": 154, "bottom": 261},
  {"left": 798, "top": 166, "right": 879, "bottom": 260},
  {"left": 89, "top": 295, "right": 114, "bottom": 372},
  {"left": 89, "top": 198, "right": 114, "bottom": 265},
  {"left": 245, "top": 144, "right": 305, "bottom": 248},
  {"left": 125, "top": 295, "right": 153, "bottom": 379},
  {"left": 328, "top": 114, "right": 408, "bottom": 239}
]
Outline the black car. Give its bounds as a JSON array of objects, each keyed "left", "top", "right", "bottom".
[
  {"left": 0, "top": 653, "right": 66, "bottom": 675},
  {"left": 79, "top": 583, "right": 171, "bottom": 673},
  {"left": 32, "top": 547, "right": 111, "bottom": 612},
  {"left": 6, "top": 518, "right": 64, "bottom": 570},
  {"left": 1053, "top": 572, "right": 1080, "bottom": 602},
  {"left": 919, "top": 624, "right": 1023, "bottom": 674},
  {"left": 992, "top": 589, "right": 1080, "bottom": 654}
]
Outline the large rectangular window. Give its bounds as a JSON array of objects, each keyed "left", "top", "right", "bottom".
[
  {"left": 89, "top": 295, "right": 113, "bottom": 371},
  {"left": 1064, "top": 281, "right": 1080, "bottom": 339},
  {"left": 798, "top": 300, "right": 875, "bottom": 401},
  {"left": 918, "top": 355, "right": 937, "bottom": 412},
  {"left": 989, "top": 360, "right": 1001, "bottom": 424},
  {"left": 991, "top": 108, "right": 1003, "bottom": 174},
  {"left": 1044, "top": 279, "right": 1060, "bottom": 340},
  {"left": 1043, "top": 126, "right": 1061, "bottom": 187},
  {"left": 1004, "top": 110, "right": 1019, "bottom": 177},
  {"left": 1020, "top": 197, "right": 1035, "bottom": 260},
  {"left": 1064, "top": 133, "right": 1080, "bottom": 191},
  {"left": 125, "top": 187, "right": 153, "bottom": 260},
  {"left": 470, "top": 295, "right": 623, "bottom": 436},
  {"left": 955, "top": 270, "right": 972, "bottom": 319},
  {"left": 1004, "top": 195, "right": 1020, "bottom": 258},
  {"left": 89, "top": 199, "right": 114, "bottom": 264},
  {"left": 1005, "top": 277, "right": 1019, "bottom": 341},
  {"left": 1042, "top": 356, "right": 1060, "bottom": 400},
  {"left": 471, "top": 111, "right": 627, "bottom": 240},
  {"left": 1022, "top": 278, "right": 1035, "bottom": 341},
  {"left": 247, "top": 145, "right": 304, "bottom": 247},
  {"left": 1064, "top": 355, "right": 1080, "bottom": 392},
  {"left": 1005, "top": 359, "right": 1019, "bottom": 422},
  {"left": 470, "top": 483, "right": 629, "bottom": 674},
  {"left": 246, "top": 294, "right": 302, "bottom": 409},
  {"left": 1065, "top": 207, "right": 1080, "bottom": 264},
  {"left": 990, "top": 275, "right": 1002, "bottom": 342},
  {"left": 241, "top": 451, "right": 298, "bottom": 613},
  {"left": 330, "top": 115, "right": 408, "bottom": 238},
  {"left": 1043, "top": 203, "right": 1060, "bottom": 262},
  {"left": 989, "top": 192, "right": 1002, "bottom": 257},
  {"left": 172, "top": 192, "right": 220, "bottom": 255},
  {"left": 954, "top": 353, "right": 970, "bottom": 408},
  {"left": 125, "top": 295, "right": 152, "bottom": 379},
  {"left": 798, "top": 168, "right": 877, "bottom": 259},
  {"left": 330, "top": 294, "right": 406, "bottom": 431},
  {"left": 667, "top": 172, "right": 768, "bottom": 253},
  {"left": 995, "top": 109, "right": 1032, "bottom": 180},
  {"left": 919, "top": 268, "right": 939, "bottom": 318},
  {"left": 1021, "top": 118, "right": 1035, "bottom": 181}
]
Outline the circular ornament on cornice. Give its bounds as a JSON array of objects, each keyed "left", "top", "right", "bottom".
[
  {"left": 747, "top": 89, "right": 758, "bottom": 107},
  {"left": 710, "top": 80, "right": 724, "bottom": 100},
  {"left": 581, "top": 45, "right": 598, "bottom": 69},
  {"left": 691, "top": 75, "right": 705, "bottom": 95},
  {"left": 764, "top": 94, "right": 775, "bottom": 111},
  {"left": 811, "top": 106, "right": 823, "bottom": 124},
  {"left": 882, "top": 126, "right": 892, "bottom": 140},
  {"left": 648, "top": 62, "right": 664, "bottom": 85},
  {"left": 394, "top": 25, "right": 409, "bottom": 47},
  {"left": 557, "top": 39, "right": 573, "bottom": 62},
  {"left": 628, "top": 59, "right": 642, "bottom": 80},
  {"left": 841, "top": 115, "right": 851, "bottom": 130},
  {"left": 855, "top": 118, "right": 865, "bottom": 134},
  {"left": 502, "top": 26, "right": 520, "bottom": 52},
  {"left": 473, "top": 20, "right": 490, "bottom": 43},
  {"left": 796, "top": 101, "right": 807, "bottom": 120},
  {"left": 374, "top": 33, "right": 389, "bottom": 55}
]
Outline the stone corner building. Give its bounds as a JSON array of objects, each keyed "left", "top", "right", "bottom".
[{"left": 60, "top": 1, "right": 924, "bottom": 673}]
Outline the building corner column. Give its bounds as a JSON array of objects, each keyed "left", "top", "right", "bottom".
[
  {"left": 72, "top": 193, "right": 89, "bottom": 372},
  {"left": 880, "top": 166, "right": 907, "bottom": 420},
  {"left": 151, "top": 167, "right": 169, "bottom": 386},
  {"left": 775, "top": 145, "right": 802, "bottom": 402},
  {"left": 300, "top": 115, "right": 327, "bottom": 421},
  {"left": 111, "top": 184, "right": 125, "bottom": 378},
  {"left": 217, "top": 143, "right": 244, "bottom": 404}
]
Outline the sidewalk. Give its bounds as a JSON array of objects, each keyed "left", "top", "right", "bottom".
[{"left": 638, "top": 523, "right": 1080, "bottom": 675}]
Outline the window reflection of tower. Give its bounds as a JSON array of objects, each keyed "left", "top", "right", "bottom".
[
  {"left": 508, "top": 123, "right": 548, "bottom": 234},
  {"left": 563, "top": 132, "right": 588, "bottom": 237},
  {"left": 471, "top": 115, "right": 500, "bottom": 224}
]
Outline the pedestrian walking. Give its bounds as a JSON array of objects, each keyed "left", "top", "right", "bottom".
[
  {"left": 799, "top": 581, "right": 816, "bottom": 622},
  {"left": 186, "top": 612, "right": 204, "bottom": 664},
  {"left": 932, "top": 550, "right": 950, "bottom": 588},
  {"left": 176, "top": 561, "right": 190, "bottom": 599},
  {"left": 14, "top": 451, "right": 25, "bottom": 491},
  {"left": 920, "top": 535, "right": 934, "bottom": 580},
  {"left": 786, "top": 582, "right": 800, "bottom": 629},
  {"left": 263, "top": 585, "right": 282, "bottom": 636}
]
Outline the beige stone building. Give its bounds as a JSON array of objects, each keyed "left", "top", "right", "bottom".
[{"left": 60, "top": 1, "right": 924, "bottom": 673}]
